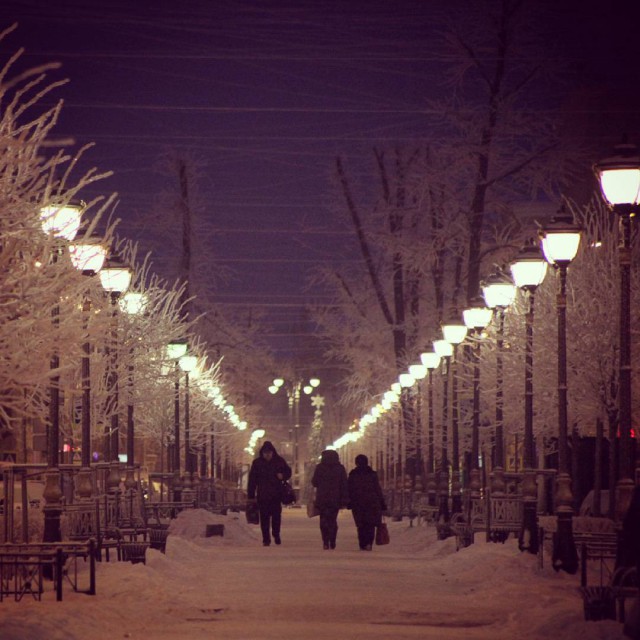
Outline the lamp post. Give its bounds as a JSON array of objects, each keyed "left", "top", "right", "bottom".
[
  {"left": 463, "top": 300, "right": 493, "bottom": 500},
  {"left": 482, "top": 270, "right": 517, "bottom": 496},
  {"left": 408, "top": 363, "right": 428, "bottom": 490},
  {"left": 99, "top": 255, "right": 132, "bottom": 492},
  {"left": 167, "top": 339, "right": 188, "bottom": 500},
  {"left": 421, "top": 349, "right": 441, "bottom": 506},
  {"left": 434, "top": 338, "right": 453, "bottom": 534},
  {"left": 442, "top": 318, "right": 468, "bottom": 515},
  {"left": 69, "top": 235, "right": 107, "bottom": 499},
  {"left": 269, "top": 376, "right": 320, "bottom": 495},
  {"left": 594, "top": 142, "right": 640, "bottom": 519},
  {"left": 120, "top": 291, "right": 148, "bottom": 493},
  {"left": 510, "top": 242, "right": 548, "bottom": 554},
  {"left": 540, "top": 210, "right": 582, "bottom": 573},
  {"left": 40, "top": 201, "right": 83, "bottom": 543},
  {"left": 179, "top": 354, "right": 199, "bottom": 491},
  {"left": 399, "top": 371, "right": 417, "bottom": 499}
]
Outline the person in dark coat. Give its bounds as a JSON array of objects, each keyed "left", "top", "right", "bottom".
[
  {"left": 311, "top": 449, "right": 349, "bottom": 549},
  {"left": 348, "top": 454, "right": 387, "bottom": 551},
  {"left": 247, "top": 441, "right": 292, "bottom": 546}
]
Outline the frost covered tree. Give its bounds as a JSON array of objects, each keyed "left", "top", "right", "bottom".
[{"left": 0, "top": 25, "right": 115, "bottom": 460}]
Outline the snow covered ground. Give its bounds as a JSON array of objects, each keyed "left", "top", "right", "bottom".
[{"left": 0, "top": 507, "right": 628, "bottom": 639}]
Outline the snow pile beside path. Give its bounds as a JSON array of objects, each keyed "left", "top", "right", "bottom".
[
  {"left": 167, "top": 508, "right": 259, "bottom": 547},
  {"left": 387, "top": 519, "right": 457, "bottom": 557}
]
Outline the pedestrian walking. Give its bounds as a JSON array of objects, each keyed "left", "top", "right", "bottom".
[
  {"left": 247, "top": 441, "right": 292, "bottom": 546},
  {"left": 348, "top": 454, "right": 387, "bottom": 551},
  {"left": 311, "top": 449, "right": 349, "bottom": 549}
]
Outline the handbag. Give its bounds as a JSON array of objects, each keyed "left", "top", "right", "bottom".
[
  {"left": 245, "top": 501, "right": 260, "bottom": 525},
  {"left": 307, "top": 501, "right": 319, "bottom": 518},
  {"left": 281, "top": 481, "right": 296, "bottom": 505},
  {"left": 376, "top": 519, "right": 390, "bottom": 546}
]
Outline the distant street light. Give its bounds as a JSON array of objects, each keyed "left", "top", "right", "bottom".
[
  {"left": 463, "top": 299, "right": 493, "bottom": 499},
  {"left": 539, "top": 210, "right": 582, "bottom": 574},
  {"left": 70, "top": 234, "right": 107, "bottom": 500},
  {"left": 40, "top": 201, "right": 83, "bottom": 543},
  {"left": 482, "top": 269, "right": 516, "bottom": 497},
  {"left": 442, "top": 317, "right": 468, "bottom": 515},
  {"left": 510, "top": 242, "right": 547, "bottom": 555},
  {"left": 269, "top": 376, "right": 321, "bottom": 493},
  {"left": 167, "top": 338, "right": 188, "bottom": 499},
  {"left": 421, "top": 349, "right": 441, "bottom": 507},
  {"left": 99, "top": 254, "right": 132, "bottom": 491},
  {"left": 433, "top": 338, "right": 453, "bottom": 535},
  {"left": 121, "top": 291, "right": 148, "bottom": 493},
  {"left": 594, "top": 141, "right": 640, "bottom": 519},
  {"left": 179, "top": 353, "right": 199, "bottom": 488}
]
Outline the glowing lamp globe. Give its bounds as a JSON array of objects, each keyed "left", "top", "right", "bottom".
[
  {"left": 540, "top": 213, "right": 582, "bottom": 265},
  {"left": 594, "top": 142, "right": 640, "bottom": 207}
]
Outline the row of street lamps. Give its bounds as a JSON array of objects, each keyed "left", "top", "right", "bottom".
[
  {"left": 38, "top": 201, "right": 254, "bottom": 539},
  {"left": 329, "top": 142, "right": 640, "bottom": 572}
]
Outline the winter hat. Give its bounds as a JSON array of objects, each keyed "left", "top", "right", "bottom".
[
  {"left": 260, "top": 441, "right": 276, "bottom": 455},
  {"left": 355, "top": 454, "right": 368, "bottom": 467}
]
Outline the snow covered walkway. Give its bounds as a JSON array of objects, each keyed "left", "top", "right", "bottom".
[{"left": 0, "top": 507, "right": 626, "bottom": 639}]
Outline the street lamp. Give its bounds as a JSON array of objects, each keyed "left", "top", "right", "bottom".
[
  {"left": 179, "top": 354, "right": 199, "bottom": 490},
  {"left": 167, "top": 339, "right": 188, "bottom": 499},
  {"left": 69, "top": 234, "right": 107, "bottom": 500},
  {"left": 433, "top": 338, "right": 453, "bottom": 534},
  {"left": 399, "top": 370, "right": 419, "bottom": 492},
  {"left": 99, "top": 254, "right": 132, "bottom": 491},
  {"left": 409, "top": 363, "right": 428, "bottom": 490},
  {"left": 594, "top": 141, "right": 640, "bottom": 519},
  {"left": 482, "top": 269, "right": 516, "bottom": 496},
  {"left": 120, "top": 291, "right": 148, "bottom": 493},
  {"left": 421, "top": 349, "right": 441, "bottom": 506},
  {"left": 463, "top": 299, "right": 493, "bottom": 500},
  {"left": 270, "top": 376, "right": 320, "bottom": 494},
  {"left": 442, "top": 318, "right": 468, "bottom": 515},
  {"left": 539, "top": 210, "right": 582, "bottom": 574},
  {"left": 40, "top": 201, "right": 83, "bottom": 543},
  {"left": 510, "top": 242, "right": 548, "bottom": 554}
]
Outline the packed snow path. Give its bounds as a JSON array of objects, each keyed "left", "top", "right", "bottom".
[{"left": 0, "top": 507, "right": 625, "bottom": 639}]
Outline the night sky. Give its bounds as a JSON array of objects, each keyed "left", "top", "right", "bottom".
[{"left": 3, "top": 0, "right": 640, "bottom": 363}]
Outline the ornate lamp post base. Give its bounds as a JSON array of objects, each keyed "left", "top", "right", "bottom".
[
  {"left": 76, "top": 467, "right": 94, "bottom": 500},
  {"left": 519, "top": 470, "right": 539, "bottom": 554},
  {"left": 172, "top": 470, "right": 182, "bottom": 501},
  {"left": 42, "top": 470, "right": 63, "bottom": 543},
  {"left": 615, "top": 478, "right": 635, "bottom": 523},
  {"left": 490, "top": 467, "right": 506, "bottom": 495},
  {"left": 107, "top": 461, "right": 121, "bottom": 492},
  {"left": 436, "top": 471, "right": 451, "bottom": 539},
  {"left": 451, "top": 471, "right": 463, "bottom": 515},
  {"left": 550, "top": 472, "right": 577, "bottom": 572}
]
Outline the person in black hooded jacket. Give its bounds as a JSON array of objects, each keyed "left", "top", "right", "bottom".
[
  {"left": 311, "top": 449, "right": 349, "bottom": 549},
  {"left": 247, "top": 441, "right": 292, "bottom": 546},
  {"left": 348, "top": 454, "right": 387, "bottom": 551}
]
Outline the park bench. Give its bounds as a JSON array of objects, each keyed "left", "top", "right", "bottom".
[
  {"left": 414, "top": 493, "right": 438, "bottom": 526},
  {"left": 0, "top": 539, "right": 96, "bottom": 602},
  {"left": 577, "top": 530, "right": 618, "bottom": 621},
  {"left": 451, "top": 499, "right": 488, "bottom": 550},
  {"left": 145, "top": 500, "right": 195, "bottom": 525},
  {"left": 610, "top": 566, "right": 639, "bottom": 624},
  {"left": 148, "top": 523, "right": 170, "bottom": 553},
  {"left": 485, "top": 494, "right": 522, "bottom": 542},
  {"left": 64, "top": 499, "right": 118, "bottom": 562},
  {"left": 117, "top": 539, "right": 150, "bottom": 564}
]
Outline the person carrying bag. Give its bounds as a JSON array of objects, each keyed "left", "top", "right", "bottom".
[
  {"left": 348, "top": 454, "right": 387, "bottom": 551},
  {"left": 376, "top": 517, "right": 390, "bottom": 545},
  {"left": 247, "top": 441, "right": 292, "bottom": 546},
  {"left": 311, "top": 449, "right": 349, "bottom": 549}
]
